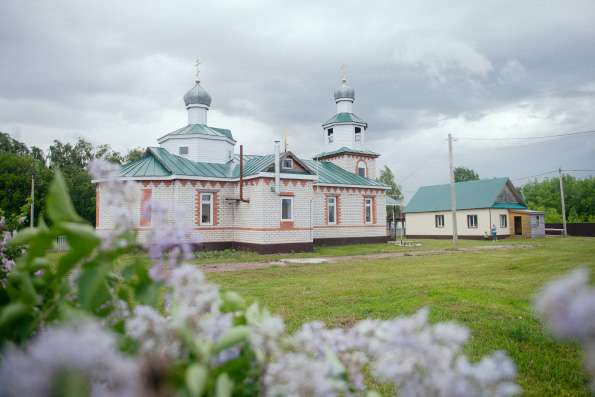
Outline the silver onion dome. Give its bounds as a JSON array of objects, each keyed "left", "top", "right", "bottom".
[
  {"left": 183, "top": 82, "right": 212, "bottom": 107},
  {"left": 333, "top": 79, "right": 355, "bottom": 101}
]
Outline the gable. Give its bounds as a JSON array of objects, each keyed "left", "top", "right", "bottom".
[{"left": 263, "top": 152, "right": 313, "bottom": 174}]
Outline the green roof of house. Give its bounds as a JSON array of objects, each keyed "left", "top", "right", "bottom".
[
  {"left": 158, "top": 123, "right": 235, "bottom": 142},
  {"left": 304, "top": 160, "right": 386, "bottom": 188},
  {"left": 322, "top": 112, "right": 367, "bottom": 127},
  {"left": 119, "top": 147, "right": 386, "bottom": 188},
  {"left": 313, "top": 146, "right": 379, "bottom": 160},
  {"left": 405, "top": 177, "right": 527, "bottom": 213}
]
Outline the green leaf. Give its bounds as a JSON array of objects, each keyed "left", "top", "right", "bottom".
[
  {"left": 8, "top": 227, "right": 39, "bottom": 247},
  {"left": 215, "top": 373, "right": 233, "bottom": 397},
  {"left": 6, "top": 271, "right": 38, "bottom": 305},
  {"left": 213, "top": 326, "right": 249, "bottom": 353},
  {"left": 221, "top": 291, "right": 246, "bottom": 312},
  {"left": 78, "top": 261, "right": 112, "bottom": 312},
  {"left": 56, "top": 223, "right": 100, "bottom": 277},
  {"left": 46, "top": 170, "right": 84, "bottom": 224},
  {"left": 0, "top": 302, "right": 30, "bottom": 330},
  {"left": 185, "top": 364, "right": 208, "bottom": 397}
]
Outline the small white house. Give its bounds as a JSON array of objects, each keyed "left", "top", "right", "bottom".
[{"left": 405, "top": 178, "right": 545, "bottom": 239}]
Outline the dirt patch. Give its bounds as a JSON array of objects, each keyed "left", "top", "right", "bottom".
[{"left": 200, "top": 244, "right": 534, "bottom": 273}]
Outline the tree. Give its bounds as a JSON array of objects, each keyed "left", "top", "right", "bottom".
[
  {"left": 0, "top": 132, "right": 29, "bottom": 156},
  {"left": 0, "top": 152, "right": 51, "bottom": 230},
  {"left": 378, "top": 165, "right": 402, "bottom": 220},
  {"left": 125, "top": 147, "right": 145, "bottom": 163},
  {"left": 454, "top": 166, "right": 479, "bottom": 182},
  {"left": 522, "top": 175, "right": 595, "bottom": 223},
  {"left": 378, "top": 165, "right": 402, "bottom": 199}
]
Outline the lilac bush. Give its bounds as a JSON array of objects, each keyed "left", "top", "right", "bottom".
[
  {"left": 535, "top": 267, "right": 595, "bottom": 392},
  {"left": 0, "top": 171, "right": 526, "bottom": 396}
]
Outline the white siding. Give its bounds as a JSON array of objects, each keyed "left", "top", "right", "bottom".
[
  {"left": 406, "top": 208, "right": 511, "bottom": 237},
  {"left": 160, "top": 136, "right": 234, "bottom": 163}
]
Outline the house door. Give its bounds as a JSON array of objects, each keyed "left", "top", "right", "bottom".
[{"left": 514, "top": 216, "right": 522, "bottom": 236}]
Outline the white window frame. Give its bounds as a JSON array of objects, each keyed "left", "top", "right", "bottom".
[
  {"left": 535, "top": 215, "right": 540, "bottom": 226},
  {"left": 467, "top": 214, "right": 478, "bottom": 229},
  {"left": 200, "top": 192, "right": 213, "bottom": 226},
  {"left": 281, "top": 197, "right": 293, "bottom": 221},
  {"left": 327, "top": 128, "right": 334, "bottom": 143},
  {"left": 365, "top": 197, "right": 373, "bottom": 224},
  {"left": 282, "top": 158, "right": 293, "bottom": 169},
  {"left": 179, "top": 146, "right": 189, "bottom": 155},
  {"left": 435, "top": 214, "right": 445, "bottom": 228},
  {"left": 499, "top": 214, "right": 507, "bottom": 228},
  {"left": 327, "top": 196, "right": 337, "bottom": 225}
]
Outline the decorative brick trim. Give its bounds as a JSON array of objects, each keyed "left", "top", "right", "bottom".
[
  {"left": 336, "top": 195, "right": 341, "bottom": 224},
  {"left": 372, "top": 196, "right": 377, "bottom": 224},
  {"left": 140, "top": 189, "right": 152, "bottom": 226},
  {"left": 355, "top": 159, "right": 368, "bottom": 177},
  {"left": 279, "top": 192, "right": 295, "bottom": 196},
  {"left": 280, "top": 221, "right": 294, "bottom": 230},
  {"left": 213, "top": 191, "right": 219, "bottom": 226},
  {"left": 194, "top": 191, "right": 200, "bottom": 225}
]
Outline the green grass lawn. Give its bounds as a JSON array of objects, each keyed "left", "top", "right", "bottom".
[{"left": 206, "top": 237, "right": 595, "bottom": 396}]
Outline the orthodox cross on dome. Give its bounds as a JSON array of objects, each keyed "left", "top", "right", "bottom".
[
  {"left": 340, "top": 64, "right": 347, "bottom": 84},
  {"left": 194, "top": 58, "right": 202, "bottom": 83}
]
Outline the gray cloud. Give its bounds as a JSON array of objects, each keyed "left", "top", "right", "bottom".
[{"left": 1, "top": 0, "right": 594, "bottom": 199}]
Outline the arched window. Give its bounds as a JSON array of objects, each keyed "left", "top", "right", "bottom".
[{"left": 357, "top": 161, "right": 367, "bottom": 177}]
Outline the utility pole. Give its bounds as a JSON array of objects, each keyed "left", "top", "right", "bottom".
[
  {"left": 30, "top": 174, "right": 35, "bottom": 227},
  {"left": 558, "top": 168, "right": 567, "bottom": 237},
  {"left": 448, "top": 133, "right": 458, "bottom": 245}
]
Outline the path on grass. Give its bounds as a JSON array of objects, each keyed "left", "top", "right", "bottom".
[{"left": 200, "top": 243, "right": 535, "bottom": 273}]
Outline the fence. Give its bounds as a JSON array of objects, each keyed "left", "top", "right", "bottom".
[{"left": 545, "top": 223, "right": 595, "bottom": 237}]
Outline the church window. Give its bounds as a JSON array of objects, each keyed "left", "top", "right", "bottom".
[
  {"left": 327, "top": 196, "right": 337, "bottom": 224},
  {"left": 435, "top": 214, "right": 445, "bottom": 228},
  {"left": 281, "top": 197, "right": 293, "bottom": 221},
  {"left": 200, "top": 193, "right": 213, "bottom": 225},
  {"left": 282, "top": 158, "right": 293, "bottom": 169},
  {"left": 500, "top": 214, "right": 507, "bottom": 228},
  {"left": 357, "top": 161, "right": 367, "bottom": 177},
  {"left": 365, "top": 197, "right": 373, "bottom": 223},
  {"left": 179, "top": 146, "right": 189, "bottom": 155},
  {"left": 327, "top": 128, "right": 334, "bottom": 143},
  {"left": 355, "top": 127, "right": 362, "bottom": 142}
]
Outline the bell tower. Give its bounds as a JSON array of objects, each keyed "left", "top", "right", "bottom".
[
  {"left": 321, "top": 66, "right": 368, "bottom": 150},
  {"left": 314, "top": 66, "right": 379, "bottom": 179}
]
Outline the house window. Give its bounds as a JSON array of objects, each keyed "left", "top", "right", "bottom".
[
  {"left": 500, "top": 214, "right": 507, "bottom": 228},
  {"left": 435, "top": 214, "right": 445, "bottom": 228},
  {"left": 357, "top": 161, "right": 367, "bottom": 177},
  {"left": 179, "top": 146, "right": 189, "bottom": 155},
  {"left": 327, "top": 196, "right": 337, "bottom": 224},
  {"left": 282, "top": 158, "right": 293, "bottom": 169},
  {"left": 365, "top": 197, "right": 373, "bottom": 223},
  {"left": 327, "top": 128, "right": 334, "bottom": 143},
  {"left": 281, "top": 197, "right": 293, "bottom": 221},
  {"left": 467, "top": 214, "right": 478, "bottom": 228},
  {"left": 200, "top": 193, "right": 213, "bottom": 225},
  {"left": 535, "top": 215, "right": 540, "bottom": 226},
  {"left": 355, "top": 127, "right": 362, "bottom": 142}
]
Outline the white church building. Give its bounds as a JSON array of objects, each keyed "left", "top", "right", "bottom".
[{"left": 95, "top": 70, "right": 388, "bottom": 253}]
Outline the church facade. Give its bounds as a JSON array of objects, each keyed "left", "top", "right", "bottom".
[{"left": 95, "top": 72, "right": 388, "bottom": 253}]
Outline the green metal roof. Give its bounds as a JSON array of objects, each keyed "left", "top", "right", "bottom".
[
  {"left": 386, "top": 196, "right": 401, "bottom": 206},
  {"left": 313, "top": 146, "right": 379, "bottom": 160},
  {"left": 405, "top": 178, "right": 527, "bottom": 213},
  {"left": 304, "top": 160, "right": 387, "bottom": 188},
  {"left": 120, "top": 147, "right": 386, "bottom": 188},
  {"left": 158, "top": 123, "right": 235, "bottom": 141},
  {"left": 322, "top": 112, "right": 367, "bottom": 127}
]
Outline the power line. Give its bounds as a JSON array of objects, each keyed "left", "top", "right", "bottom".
[
  {"left": 511, "top": 170, "right": 557, "bottom": 182},
  {"left": 564, "top": 169, "right": 595, "bottom": 173},
  {"left": 457, "top": 129, "right": 595, "bottom": 141}
]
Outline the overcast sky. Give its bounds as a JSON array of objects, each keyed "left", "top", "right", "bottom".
[{"left": 1, "top": 0, "right": 594, "bottom": 200}]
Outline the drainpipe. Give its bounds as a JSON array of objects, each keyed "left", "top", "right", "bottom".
[
  {"left": 274, "top": 140, "right": 280, "bottom": 194},
  {"left": 239, "top": 145, "right": 249, "bottom": 202}
]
